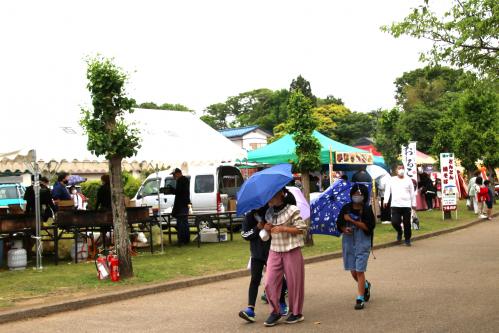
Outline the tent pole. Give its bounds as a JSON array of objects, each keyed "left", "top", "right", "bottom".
[
  {"left": 156, "top": 164, "right": 164, "bottom": 253},
  {"left": 33, "top": 150, "right": 43, "bottom": 270},
  {"left": 329, "top": 146, "right": 333, "bottom": 183}
]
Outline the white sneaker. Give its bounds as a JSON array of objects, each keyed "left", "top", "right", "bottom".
[{"left": 479, "top": 214, "right": 488, "bottom": 219}]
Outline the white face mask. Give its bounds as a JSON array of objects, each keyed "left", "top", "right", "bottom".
[
  {"left": 352, "top": 195, "right": 364, "bottom": 204},
  {"left": 71, "top": 190, "right": 77, "bottom": 194},
  {"left": 397, "top": 169, "right": 405, "bottom": 177}
]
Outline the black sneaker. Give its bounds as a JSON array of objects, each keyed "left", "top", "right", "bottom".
[
  {"left": 285, "top": 313, "right": 304, "bottom": 324},
  {"left": 364, "top": 281, "right": 371, "bottom": 302},
  {"left": 264, "top": 313, "right": 281, "bottom": 327},
  {"left": 355, "top": 298, "right": 365, "bottom": 310},
  {"left": 405, "top": 240, "right": 411, "bottom": 247}
]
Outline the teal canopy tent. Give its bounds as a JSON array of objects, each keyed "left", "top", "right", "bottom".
[{"left": 248, "top": 131, "right": 388, "bottom": 170}]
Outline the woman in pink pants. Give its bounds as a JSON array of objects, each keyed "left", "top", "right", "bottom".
[{"left": 263, "top": 188, "right": 307, "bottom": 327}]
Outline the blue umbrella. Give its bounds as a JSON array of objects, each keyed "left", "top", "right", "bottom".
[
  {"left": 236, "top": 164, "right": 293, "bottom": 216},
  {"left": 310, "top": 180, "right": 373, "bottom": 236},
  {"left": 68, "top": 175, "right": 87, "bottom": 185}
]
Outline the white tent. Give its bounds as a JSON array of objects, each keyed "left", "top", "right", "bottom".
[
  {"left": 0, "top": 109, "right": 247, "bottom": 269},
  {"left": 0, "top": 109, "right": 247, "bottom": 174}
]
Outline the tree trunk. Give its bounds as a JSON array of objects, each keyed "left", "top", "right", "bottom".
[
  {"left": 109, "top": 157, "right": 133, "bottom": 278},
  {"left": 301, "top": 171, "right": 314, "bottom": 246}
]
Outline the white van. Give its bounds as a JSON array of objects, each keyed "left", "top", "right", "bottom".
[{"left": 130, "top": 165, "right": 244, "bottom": 214}]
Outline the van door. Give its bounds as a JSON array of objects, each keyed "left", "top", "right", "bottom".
[
  {"left": 136, "top": 178, "right": 165, "bottom": 211},
  {"left": 192, "top": 174, "right": 215, "bottom": 213}
]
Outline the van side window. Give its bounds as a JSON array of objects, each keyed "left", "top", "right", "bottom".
[
  {"left": 194, "top": 175, "right": 214, "bottom": 193},
  {"left": 218, "top": 167, "right": 244, "bottom": 197},
  {"left": 141, "top": 179, "right": 159, "bottom": 197}
]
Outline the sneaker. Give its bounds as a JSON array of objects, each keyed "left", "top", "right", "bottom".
[
  {"left": 364, "top": 281, "right": 371, "bottom": 302},
  {"left": 396, "top": 232, "right": 402, "bottom": 243},
  {"left": 261, "top": 293, "right": 268, "bottom": 304},
  {"left": 264, "top": 313, "right": 281, "bottom": 327},
  {"left": 239, "top": 307, "right": 256, "bottom": 323},
  {"left": 285, "top": 313, "right": 304, "bottom": 324},
  {"left": 355, "top": 298, "right": 365, "bottom": 310},
  {"left": 405, "top": 240, "right": 412, "bottom": 247},
  {"left": 480, "top": 214, "right": 488, "bottom": 219},
  {"left": 279, "top": 303, "right": 289, "bottom": 316}
]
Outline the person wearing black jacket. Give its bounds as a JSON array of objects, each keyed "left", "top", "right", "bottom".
[
  {"left": 170, "top": 168, "right": 191, "bottom": 245},
  {"left": 418, "top": 172, "right": 436, "bottom": 210},
  {"left": 337, "top": 184, "right": 375, "bottom": 310},
  {"left": 238, "top": 202, "right": 289, "bottom": 323},
  {"left": 24, "top": 176, "right": 57, "bottom": 221},
  {"left": 96, "top": 174, "right": 112, "bottom": 210}
]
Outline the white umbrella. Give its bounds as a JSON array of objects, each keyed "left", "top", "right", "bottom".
[
  {"left": 287, "top": 186, "right": 311, "bottom": 220},
  {"left": 366, "top": 165, "right": 389, "bottom": 180}
]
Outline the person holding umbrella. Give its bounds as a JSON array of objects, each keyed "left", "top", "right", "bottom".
[
  {"left": 238, "top": 204, "right": 289, "bottom": 323},
  {"left": 235, "top": 164, "right": 307, "bottom": 326},
  {"left": 337, "top": 183, "right": 375, "bottom": 310},
  {"left": 263, "top": 188, "right": 307, "bottom": 326}
]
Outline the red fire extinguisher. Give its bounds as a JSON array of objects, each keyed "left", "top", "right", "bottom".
[
  {"left": 109, "top": 255, "right": 120, "bottom": 282},
  {"left": 95, "top": 255, "right": 109, "bottom": 280}
]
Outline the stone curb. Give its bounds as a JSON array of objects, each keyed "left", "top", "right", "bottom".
[{"left": 0, "top": 213, "right": 496, "bottom": 325}]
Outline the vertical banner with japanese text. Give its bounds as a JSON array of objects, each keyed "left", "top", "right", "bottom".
[
  {"left": 440, "top": 153, "right": 458, "bottom": 211},
  {"left": 402, "top": 142, "right": 417, "bottom": 181}
]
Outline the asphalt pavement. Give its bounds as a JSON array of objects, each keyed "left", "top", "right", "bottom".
[{"left": 3, "top": 217, "right": 499, "bottom": 333}]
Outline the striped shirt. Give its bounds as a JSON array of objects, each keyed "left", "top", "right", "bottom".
[{"left": 265, "top": 204, "right": 307, "bottom": 253}]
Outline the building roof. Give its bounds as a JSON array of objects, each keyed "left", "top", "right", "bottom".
[{"left": 219, "top": 125, "right": 271, "bottom": 139}]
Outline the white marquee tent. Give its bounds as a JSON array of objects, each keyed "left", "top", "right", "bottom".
[
  {"left": 0, "top": 109, "right": 247, "bottom": 269},
  {"left": 0, "top": 109, "right": 247, "bottom": 175}
]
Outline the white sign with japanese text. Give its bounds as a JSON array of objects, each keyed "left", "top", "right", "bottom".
[
  {"left": 440, "top": 153, "right": 458, "bottom": 211},
  {"left": 402, "top": 142, "right": 417, "bottom": 181}
]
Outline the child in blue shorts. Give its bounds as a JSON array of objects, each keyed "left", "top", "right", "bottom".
[{"left": 337, "top": 184, "right": 376, "bottom": 310}]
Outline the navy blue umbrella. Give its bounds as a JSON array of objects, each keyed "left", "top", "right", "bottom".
[
  {"left": 68, "top": 175, "right": 87, "bottom": 185},
  {"left": 236, "top": 164, "right": 293, "bottom": 216}
]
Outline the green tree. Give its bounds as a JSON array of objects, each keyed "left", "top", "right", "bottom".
[
  {"left": 290, "top": 75, "right": 317, "bottom": 106},
  {"left": 287, "top": 90, "right": 321, "bottom": 201},
  {"left": 433, "top": 81, "right": 499, "bottom": 173},
  {"left": 374, "top": 108, "right": 407, "bottom": 172},
  {"left": 136, "top": 101, "right": 192, "bottom": 112},
  {"left": 382, "top": 0, "right": 499, "bottom": 77},
  {"left": 311, "top": 104, "right": 351, "bottom": 139},
  {"left": 80, "top": 56, "right": 140, "bottom": 278},
  {"left": 332, "top": 111, "right": 378, "bottom": 145},
  {"left": 317, "top": 94, "right": 344, "bottom": 106}
]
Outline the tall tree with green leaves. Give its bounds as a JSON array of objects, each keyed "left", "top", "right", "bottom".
[
  {"left": 374, "top": 108, "right": 408, "bottom": 172},
  {"left": 287, "top": 90, "right": 321, "bottom": 201},
  {"left": 382, "top": 0, "right": 498, "bottom": 78},
  {"left": 290, "top": 75, "right": 317, "bottom": 106},
  {"left": 136, "top": 101, "right": 192, "bottom": 112},
  {"left": 80, "top": 57, "right": 140, "bottom": 278}
]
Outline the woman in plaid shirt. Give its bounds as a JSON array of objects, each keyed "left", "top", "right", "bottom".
[{"left": 262, "top": 188, "right": 308, "bottom": 326}]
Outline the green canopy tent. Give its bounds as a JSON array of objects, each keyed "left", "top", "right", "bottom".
[{"left": 248, "top": 131, "right": 387, "bottom": 170}]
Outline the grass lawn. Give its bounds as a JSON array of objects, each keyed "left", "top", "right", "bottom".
[{"left": 0, "top": 200, "right": 478, "bottom": 309}]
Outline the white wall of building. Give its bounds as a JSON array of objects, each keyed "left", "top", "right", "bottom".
[{"left": 242, "top": 130, "right": 269, "bottom": 151}]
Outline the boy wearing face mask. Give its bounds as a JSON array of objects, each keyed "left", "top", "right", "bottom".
[
  {"left": 384, "top": 165, "right": 416, "bottom": 246},
  {"left": 337, "top": 184, "right": 376, "bottom": 310},
  {"left": 52, "top": 172, "right": 72, "bottom": 201}
]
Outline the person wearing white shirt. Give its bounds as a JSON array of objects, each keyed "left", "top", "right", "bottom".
[{"left": 384, "top": 165, "right": 416, "bottom": 246}]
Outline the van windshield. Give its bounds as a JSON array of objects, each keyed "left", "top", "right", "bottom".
[
  {"left": 218, "top": 166, "right": 244, "bottom": 197},
  {"left": 0, "top": 186, "right": 18, "bottom": 199}
]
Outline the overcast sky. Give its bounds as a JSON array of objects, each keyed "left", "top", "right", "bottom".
[{"left": 1, "top": 0, "right": 448, "bottom": 122}]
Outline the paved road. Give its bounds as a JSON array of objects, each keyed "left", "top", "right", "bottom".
[{"left": 4, "top": 218, "right": 499, "bottom": 333}]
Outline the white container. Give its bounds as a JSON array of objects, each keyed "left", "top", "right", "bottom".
[
  {"left": 200, "top": 228, "right": 227, "bottom": 243},
  {"left": 70, "top": 240, "right": 88, "bottom": 262},
  {"left": 259, "top": 229, "right": 270, "bottom": 242},
  {"left": 8, "top": 240, "right": 27, "bottom": 270}
]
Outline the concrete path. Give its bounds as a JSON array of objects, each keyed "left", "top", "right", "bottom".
[{"left": 4, "top": 218, "right": 499, "bottom": 333}]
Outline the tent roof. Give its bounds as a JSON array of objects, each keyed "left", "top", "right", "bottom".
[
  {"left": 248, "top": 131, "right": 368, "bottom": 165},
  {"left": 416, "top": 150, "right": 437, "bottom": 165},
  {"left": 0, "top": 109, "right": 247, "bottom": 173}
]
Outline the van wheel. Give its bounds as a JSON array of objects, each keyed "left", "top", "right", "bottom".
[{"left": 196, "top": 215, "right": 215, "bottom": 230}]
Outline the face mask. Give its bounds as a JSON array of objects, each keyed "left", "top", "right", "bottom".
[
  {"left": 71, "top": 190, "right": 77, "bottom": 194},
  {"left": 352, "top": 195, "right": 364, "bottom": 204},
  {"left": 397, "top": 169, "right": 405, "bottom": 177}
]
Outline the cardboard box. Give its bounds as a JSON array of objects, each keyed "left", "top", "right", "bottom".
[
  {"left": 228, "top": 199, "right": 237, "bottom": 212},
  {"left": 200, "top": 229, "right": 227, "bottom": 243}
]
